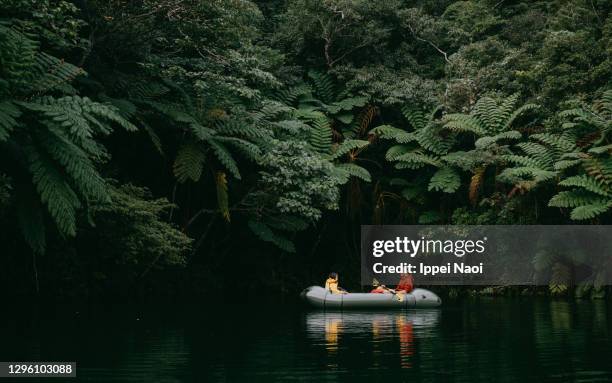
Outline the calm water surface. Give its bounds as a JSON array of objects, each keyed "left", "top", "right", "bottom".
[{"left": 2, "top": 299, "right": 611, "bottom": 382}]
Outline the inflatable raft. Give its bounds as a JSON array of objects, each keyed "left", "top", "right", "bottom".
[{"left": 301, "top": 286, "right": 441, "bottom": 309}]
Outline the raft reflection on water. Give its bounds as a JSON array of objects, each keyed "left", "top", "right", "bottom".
[{"left": 305, "top": 310, "right": 440, "bottom": 369}]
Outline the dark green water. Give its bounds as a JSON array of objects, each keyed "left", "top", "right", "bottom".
[{"left": 2, "top": 299, "right": 612, "bottom": 382}]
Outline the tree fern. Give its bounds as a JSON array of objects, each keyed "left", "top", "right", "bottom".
[
  {"left": 0, "top": 25, "right": 140, "bottom": 251},
  {"left": 445, "top": 95, "right": 537, "bottom": 136}
]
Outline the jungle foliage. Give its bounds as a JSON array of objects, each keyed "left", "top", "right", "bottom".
[{"left": 0, "top": 0, "right": 610, "bottom": 299}]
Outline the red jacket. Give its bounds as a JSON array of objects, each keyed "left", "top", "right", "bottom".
[{"left": 396, "top": 274, "right": 414, "bottom": 292}]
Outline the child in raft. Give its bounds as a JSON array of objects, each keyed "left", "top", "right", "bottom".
[{"left": 325, "top": 272, "right": 348, "bottom": 294}]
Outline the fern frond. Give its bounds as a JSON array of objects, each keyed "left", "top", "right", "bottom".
[
  {"left": 583, "top": 158, "right": 612, "bottom": 186},
  {"left": 554, "top": 159, "right": 582, "bottom": 171},
  {"left": 516, "top": 142, "right": 555, "bottom": 168},
  {"left": 248, "top": 220, "right": 295, "bottom": 252},
  {"left": 264, "top": 215, "right": 309, "bottom": 232},
  {"left": 216, "top": 136, "right": 261, "bottom": 161},
  {"left": 531, "top": 133, "right": 576, "bottom": 152},
  {"left": 569, "top": 202, "right": 611, "bottom": 220},
  {"left": 559, "top": 175, "right": 609, "bottom": 197},
  {"left": 418, "top": 211, "right": 441, "bottom": 224},
  {"left": 469, "top": 167, "right": 486, "bottom": 205},
  {"left": 349, "top": 104, "right": 378, "bottom": 137},
  {"left": 173, "top": 143, "right": 205, "bottom": 183},
  {"left": 0, "top": 24, "right": 38, "bottom": 92},
  {"left": 500, "top": 154, "right": 541, "bottom": 168},
  {"left": 395, "top": 151, "right": 442, "bottom": 169},
  {"left": 549, "top": 190, "right": 607, "bottom": 208},
  {"left": 428, "top": 167, "right": 461, "bottom": 193},
  {"left": 475, "top": 130, "right": 521, "bottom": 149},
  {"left": 498, "top": 167, "right": 557, "bottom": 184},
  {"left": 370, "top": 124, "right": 415, "bottom": 143},
  {"left": 473, "top": 97, "right": 502, "bottom": 133},
  {"left": 0, "top": 101, "right": 20, "bottom": 141},
  {"left": 260, "top": 101, "right": 294, "bottom": 119},
  {"left": 38, "top": 128, "right": 109, "bottom": 202},
  {"left": 401, "top": 185, "right": 423, "bottom": 202},
  {"left": 549, "top": 263, "right": 570, "bottom": 295},
  {"left": 208, "top": 140, "right": 241, "bottom": 179},
  {"left": 444, "top": 114, "right": 486, "bottom": 135},
  {"left": 502, "top": 103, "right": 538, "bottom": 131},
  {"left": 401, "top": 106, "right": 426, "bottom": 130},
  {"left": 127, "top": 81, "right": 170, "bottom": 101},
  {"left": 329, "top": 139, "right": 369, "bottom": 160},
  {"left": 308, "top": 70, "right": 335, "bottom": 103},
  {"left": 594, "top": 90, "right": 612, "bottom": 115},
  {"left": 216, "top": 172, "right": 230, "bottom": 222},
  {"left": 326, "top": 96, "right": 368, "bottom": 114},
  {"left": 335, "top": 163, "right": 371, "bottom": 183},
  {"left": 588, "top": 144, "right": 612, "bottom": 155},
  {"left": 215, "top": 119, "right": 271, "bottom": 140},
  {"left": 385, "top": 145, "right": 412, "bottom": 161},
  {"left": 31, "top": 52, "right": 84, "bottom": 94},
  {"left": 415, "top": 125, "right": 454, "bottom": 155},
  {"left": 272, "top": 120, "right": 310, "bottom": 134},
  {"left": 139, "top": 119, "right": 164, "bottom": 154},
  {"left": 498, "top": 93, "right": 520, "bottom": 123},
  {"left": 274, "top": 84, "right": 311, "bottom": 105},
  {"left": 308, "top": 116, "right": 332, "bottom": 153},
  {"left": 25, "top": 146, "right": 81, "bottom": 236}
]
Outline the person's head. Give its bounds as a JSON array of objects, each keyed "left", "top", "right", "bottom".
[{"left": 328, "top": 272, "right": 338, "bottom": 280}]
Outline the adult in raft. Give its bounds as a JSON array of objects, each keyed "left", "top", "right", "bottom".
[{"left": 325, "top": 272, "right": 348, "bottom": 294}]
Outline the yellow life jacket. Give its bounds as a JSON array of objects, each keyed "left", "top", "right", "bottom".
[{"left": 325, "top": 277, "right": 340, "bottom": 293}]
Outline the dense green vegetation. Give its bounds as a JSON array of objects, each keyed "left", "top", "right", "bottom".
[{"left": 0, "top": 0, "right": 610, "bottom": 300}]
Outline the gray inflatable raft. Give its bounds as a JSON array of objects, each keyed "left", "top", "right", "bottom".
[{"left": 301, "top": 286, "right": 441, "bottom": 309}]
